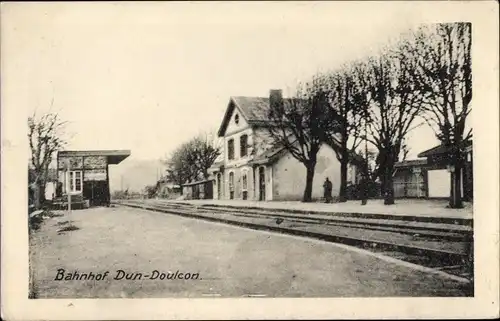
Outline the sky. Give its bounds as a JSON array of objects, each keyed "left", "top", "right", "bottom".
[{"left": 4, "top": 2, "right": 445, "bottom": 189}]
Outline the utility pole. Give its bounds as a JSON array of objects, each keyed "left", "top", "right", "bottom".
[
  {"left": 361, "top": 107, "right": 368, "bottom": 206},
  {"left": 65, "top": 159, "right": 72, "bottom": 222}
]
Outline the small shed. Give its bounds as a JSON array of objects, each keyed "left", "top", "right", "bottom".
[
  {"left": 182, "top": 179, "right": 214, "bottom": 200},
  {"left": 57, "top": 150, "right": 130, "bottom": 207},
  {"left": 417, "top": 140, "right": 473, "bottom": 201},
  {"left": 393, "top": 159, "right": 428, "bottom": 198},
  {"left": 156, "top": 179, "right": 181, "bottom": 197},
  {"left": 393, "top": 140, "right": 473, "bottom": 201}
]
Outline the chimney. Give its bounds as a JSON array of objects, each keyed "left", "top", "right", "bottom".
[{"left": 269, "top": 89, "right": 283, "bottom": 109}]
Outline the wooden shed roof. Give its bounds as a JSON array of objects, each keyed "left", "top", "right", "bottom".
[{"left": 58, "top": 150, "right": 131, "bottom": 164}]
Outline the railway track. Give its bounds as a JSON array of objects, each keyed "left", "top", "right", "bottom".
[
  {"left": 190, "top": 204, "right": 470, "bottom": 240},
  {"left": 113, "top": 199, "right": 474, "bottom": 291}
]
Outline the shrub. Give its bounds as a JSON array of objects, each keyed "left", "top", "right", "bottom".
[
  {"left": 29, "top": 214, "right": 44, "bottom": 232},
  {"left": 346, "top": 181, "right": 382, "bottom": 200}
]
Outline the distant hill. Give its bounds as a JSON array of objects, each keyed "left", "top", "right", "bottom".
[{"left": 108, "top": 158, "right": 165, "bottom": 193}]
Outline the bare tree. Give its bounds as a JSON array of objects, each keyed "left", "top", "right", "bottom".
[
  {"left": 188, "top": 132, "right": 222, "bottom": 179},
  {"left": 318, "top": 63, "right": 368, "bottom": 202},
  {"left": 358, "top": 37, "right": 428, "bottom": 205},
  {"left": 164, "top": 146, "right": 194, "bottom": 194},
  {"left": 399, "top": 137, "right": 411, "bottom": 162},
  {"left": 266, "top": 87, "right": 338, "bottom": 202},
  {"left": 164, "top": 132, "right": 221, "bottom": 191},
  {"left": 355, "top": 144, "right": 381, "bottom": 200},
  {"left": 410, "top": 22, "right": 472, "bottom": 208},
  {"left": 28, "top": 112, "right": 67, "bottom": 209}
]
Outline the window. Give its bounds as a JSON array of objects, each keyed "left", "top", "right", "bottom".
[
  {"left": 228, "top": 139, "right": 235, "bottom": 160},
  {"left": 229, "top": 172, "right": 235, "bottom": 190},
  {"left": 240, "top": 134, "right": 248, "bottom": 157},
  {"left": 234, "top": 114, "right": 239, "bottom": 125},
  {"left": 242, "top": 172, "right": 248, "bottom": 190},
  {"left": 68, "top": 170, "right": 82, "bottom": 193}
]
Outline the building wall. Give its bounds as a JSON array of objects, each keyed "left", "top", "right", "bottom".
[
  {"left": 423, "top": 147, "right": 472, "bottom": 201},
  {"left": 219, "top": 125, "right": 274, "bottom": 201},
  {"left": 183, "top": 185, "right": 193, "bottom": 199},
  {"left": 252, "top": 128, "right": 274, "bottom": 156},
  {"left": 223, "top": 107, "right": 254, "bottom": 167},
  {"left": 271, "top": 144, "right": 341, "bottom": 201},
  {"left": 45, "top": 182, "right": 56, "bottom": 200},
  {"left": 58, "top": 156, "right": 84, "bottom": 170},
  {"left": 219, "top": 105, "right": 261, "bottom": 200},
  {"left": 464, "top": 155, "right": 473, "bottom": 201},
  {"left": 225, "top": 108, "right": 249, "bottom": 136},
  {"left": 84, "top": 155, "right": 107, "bottom": 169},
  {"left": 214, "top": 165, "right": 256, "bottom": 200},
  {"left": 427, "top": 169, "right": 451, "bottom": 198},
  {"left": 393, "top": 161, "right": 473, "bottom": 200},
  {"left": 158, "top": 182, "right": 181, "bottom": 198},
  {"left": 215, "top": 140, "right": 352, "bottom": 202},
  {"left": 218, "top": 107, "right": 353, "bottom": 202},
  {"left": 224, "top": 128, "right": 254, "bottom": 168},
  {"left": 57, "top": 155, "right": 109, "bottom": 203},
  {"left": 213, "top": 173, "right": 223, "bottom": 200},
  {"left": 183, "top": 182, "right": 213, "bottom": 200}
]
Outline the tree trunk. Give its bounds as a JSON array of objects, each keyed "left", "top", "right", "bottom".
[
  {"left": 40, "top": 164, "right": 51, "bottom": 205},
  {"left": 33, "top": 184, "right": 41, "bottom": 209},
  {"left": 39, "top": 181, "right": 47, "bottom": 206},
  {"left": 379, "top": 174, "right": 386, "bottom": 200},
  {"left": 338, "top": 150, "right": 348, "bottom": 202},
  {"left": 360, "top": 174, "right": 368, "bottom": 205},
  {"left": 302, "top": 162, "right": 316, "bottom": 203},
  {"left": 449, "top": 162, "right": 464, "bottom": 208},
  {"left": 383, "top": 163, "right": 395, "bottom": 205}
]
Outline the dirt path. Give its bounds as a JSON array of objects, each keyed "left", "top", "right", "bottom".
[{"left": 30, "top": 206, "right": 470, "bottom": 298}]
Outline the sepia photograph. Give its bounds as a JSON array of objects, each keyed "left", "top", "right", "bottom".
[{"left": 1, "top": 1, "right": 498, "bottom": 320}]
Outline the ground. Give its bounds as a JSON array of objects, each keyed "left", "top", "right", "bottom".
[{"left": 30, "top": 206, "right": 469, "bottom": 298}]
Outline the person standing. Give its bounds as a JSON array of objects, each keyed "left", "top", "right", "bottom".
[
  {"left": 359, "top": 174, "right": 368, "bottom": 205},
  {"left": 323, "top": 177, "right": 333, "bottom": 203}
]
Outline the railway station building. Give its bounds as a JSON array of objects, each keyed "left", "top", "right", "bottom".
[{"left": 207, "top": 89, "right": 359, "bottom": 201}]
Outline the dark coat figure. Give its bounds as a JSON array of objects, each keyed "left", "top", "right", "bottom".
[{"left": 323, "top": 177, "right": 333, "bottom": 203}]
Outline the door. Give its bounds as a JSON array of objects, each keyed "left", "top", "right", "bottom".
[
  {"left": 416, "top": 172, "right": 425, "bottom": 198},
  {"left": 193, "top": 185, "right": 200, "bottom": 199},
  {"left": 464, "top": 161, "right": 473, "bottom": 201},
  {"left": 83, "top": 180, "right": 108, "bottom": 206},
  {"left": 229, "top": 172, "right": 235, "bottom": 199},
  {"left": 259, "top": 166, "right": 266, "bottom": 201},
  {"left": 205, "top": 181, "right": 213, "bottom": 199},
  {"left": 242, "top": 171, "right": 248, "bottom": 200}
]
